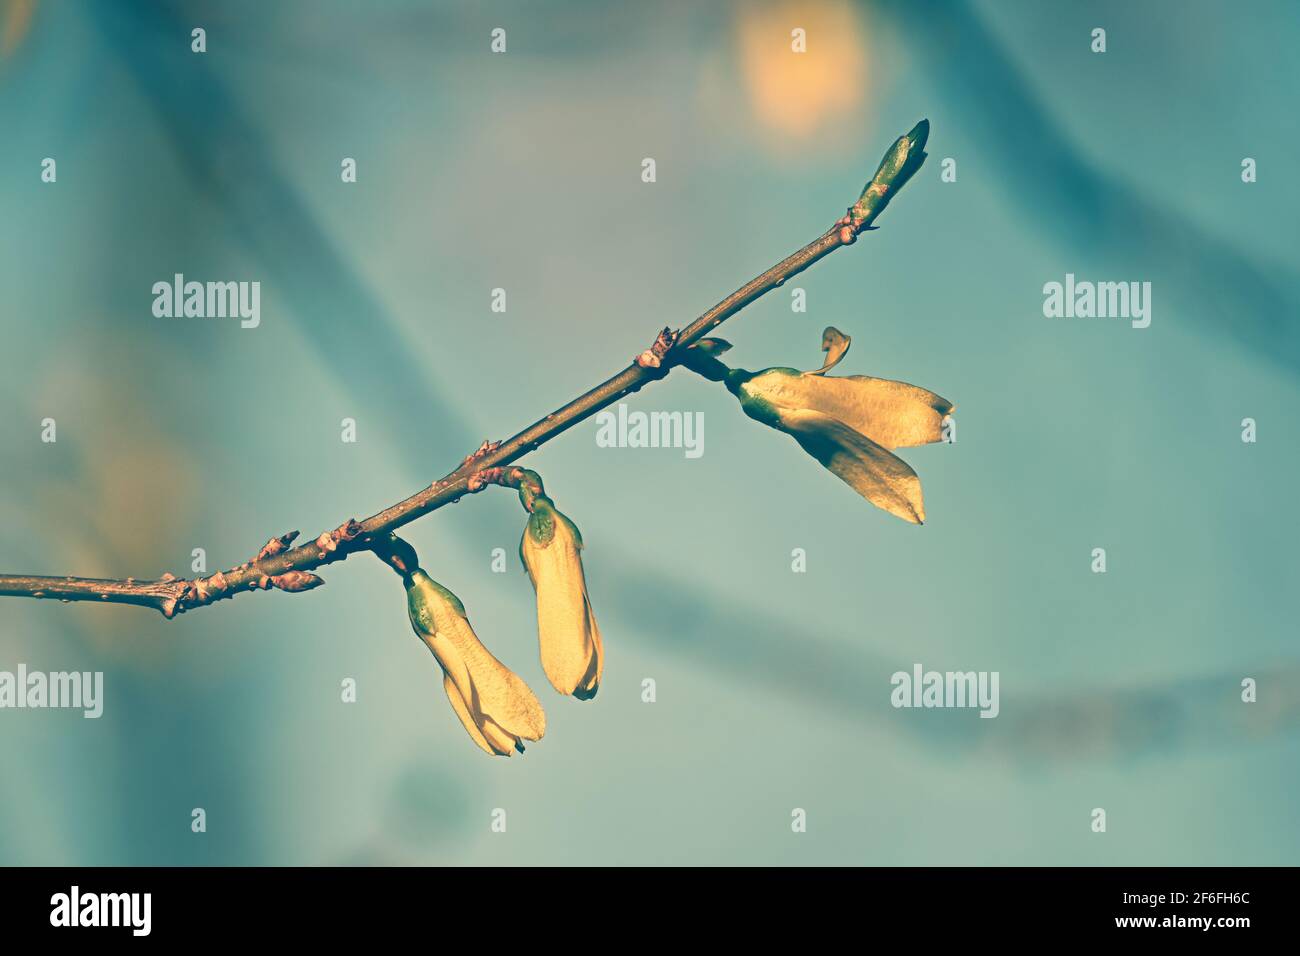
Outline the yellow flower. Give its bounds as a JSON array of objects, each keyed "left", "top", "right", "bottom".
[
  {"left": 717, "top": 328, "right": 953, "bottom": 523},
  {"left": 519, "top": 498, "right": 604, "bottom": 699},
  {"left": 406, "top": 570, "right": 546, "bottom": 756}
]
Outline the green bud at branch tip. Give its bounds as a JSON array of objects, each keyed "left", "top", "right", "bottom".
[{"left": 849, "top": 118, "right": 929, "bottom": 231}]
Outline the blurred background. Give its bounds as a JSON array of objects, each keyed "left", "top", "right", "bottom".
[{"left": 0, "top": 0, "right": 1297, "bottom": 865}]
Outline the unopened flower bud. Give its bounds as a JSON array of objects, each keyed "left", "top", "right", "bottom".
[
  {"left": 519, "top": 498, "right": 603, "bottom": 699},
  {"left": 406, "top": 570, "right": 546, "bottom": 756}
]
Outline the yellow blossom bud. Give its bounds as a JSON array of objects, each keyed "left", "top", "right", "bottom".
[
  {"left": 723, "top": 328, "right": 953, "bottom": 524},
  {"left": 519, "top": 498, "right": 603, "bottom": 699},
  {"left": 406, "top": 570, "right": 546, "bottom": 756}
]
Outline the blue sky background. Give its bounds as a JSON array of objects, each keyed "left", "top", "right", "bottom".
[{"left": 0, "top": 0, "right": 1297, "bottom": 865}]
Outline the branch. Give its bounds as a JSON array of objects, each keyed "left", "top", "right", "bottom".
[{"left": 0, "top": 120, "right": 930, "bottom": 619}]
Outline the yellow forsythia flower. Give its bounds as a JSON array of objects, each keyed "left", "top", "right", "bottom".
[
  {"left": 519, "top": 498, "right": 604, "bottom": 699},
  {"left": 729, "top": 358, "right": 953, "bottom": 524},
  {"left": 406, "top": 570, "right": 546, "bottom": 756}
]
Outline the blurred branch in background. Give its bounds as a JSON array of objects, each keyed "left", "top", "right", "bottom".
[{"left": 628, "top": 568, "right": 1300, "bottom": 762}]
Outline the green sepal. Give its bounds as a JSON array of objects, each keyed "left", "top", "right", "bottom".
[
  {"left": 525, "top": 497, "right": 558, "bottom": 548},
  {"left": 406, "top": 569, "right": 467, "bottom": 636}
]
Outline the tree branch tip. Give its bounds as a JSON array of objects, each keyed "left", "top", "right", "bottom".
[
  {"left": 847, "top": 119, "right": 930, "bottom": 232},
  {"left": 907, "top": 117, "right": 930, "bottom": 150}
]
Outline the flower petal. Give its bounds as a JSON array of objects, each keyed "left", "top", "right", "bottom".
[
  {"left": 571, "top": 590, "right": 604, "bottom": 700},
  {"left": 831, "top": 375, "right": 954, "bottom": 448},
  {"left": 407, "top": 571, "right": 546, "bottom": 752},
  {"left": 745, "top": 369, "right": 953, "bottom": 449},
  {"left": 442, "top": 673, "right": 506, "bottom": 756},
  {"left": 811, "top": 326, "right": 851, "bottom": 374},
  {"left": 779, "top": 408, "right": 927, "bottom": 523},
  {"left": 522, "top": 515, "right": 603, "bottom": 698},
  {"left": 479, "top": 713, "right": 526, "bottom": 755}
]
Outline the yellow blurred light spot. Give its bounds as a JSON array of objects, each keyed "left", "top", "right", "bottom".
[
  {"left": 736, "top": 0, "right": 868, "bottom": 139},
  {"left": 30, "top": 341, "right": 201, "bottom": 662},
  {"left": 1, "top": 0, "right": 36, "bottom": 58}
]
